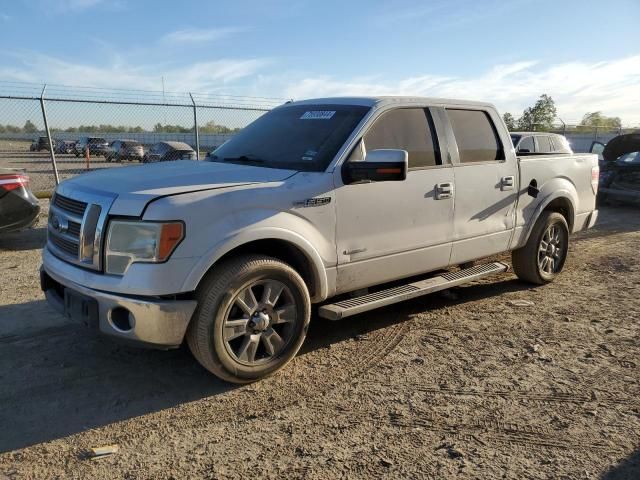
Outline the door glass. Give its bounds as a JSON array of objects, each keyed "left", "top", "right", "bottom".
[
  {"left": 590, "top": 142, "right": 605, "bottom": 161},
  {"left": 447, "top": 109, "right": 504, "bottom": 163},
  {"left": 536, "top": 136, "right": 552, "bottom": 153},
  {"left": 518, "top": 136, "right": 535, "bottom": 153},
  {"left": 363, "top": 108, "right": 441, "bottom": 168}
]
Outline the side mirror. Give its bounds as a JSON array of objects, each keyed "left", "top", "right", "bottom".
[{"left": 345, "top": 149, "right": 408, "bottom": 184}]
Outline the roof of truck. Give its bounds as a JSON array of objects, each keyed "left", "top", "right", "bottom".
[
  {"left": 284, "top": 96, "right": 495, "bottom": 109},
  {"left": 511, "top": 131, "right": 566, "bottom": 137}
]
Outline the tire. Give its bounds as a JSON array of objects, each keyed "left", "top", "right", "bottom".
[
  {"left": 186, "top": 255, "right": 311, "bottom": 384},
  {"left": 512, "top": 211, "right": 569, "bottom": 285}
]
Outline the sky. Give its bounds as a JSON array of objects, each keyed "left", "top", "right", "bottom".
[{"left": 1, "top": 0, "right": 640, "bottom": 124}]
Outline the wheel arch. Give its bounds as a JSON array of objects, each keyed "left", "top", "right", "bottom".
[
  {"left": 520, "top": 190, "right": 577, "bottom": 248},
  {"left": 182, "top": 229, "right": 329, "bottom": 302}
]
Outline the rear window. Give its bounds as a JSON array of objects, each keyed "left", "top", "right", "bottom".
[
  {"left": 551, "top": 136, "right": 571, "bottom": 153},
  {"left": 447, "top": 109, "right": 504, "bottom": 163}
]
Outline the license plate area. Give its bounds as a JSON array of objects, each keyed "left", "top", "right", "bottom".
[{"left": 64, "top": 289, "right": 99, "bottom": 329}]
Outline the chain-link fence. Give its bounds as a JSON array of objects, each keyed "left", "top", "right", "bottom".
[{"left": 0, "top": 81, "right": 284, "bottom": 195}]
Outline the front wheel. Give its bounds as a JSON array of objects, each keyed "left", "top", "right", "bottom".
[
  {"left": 187, "top": 255, "right": 311, "bottom": 383},
  {"left": 512, "top": 211, "right": 569, "bottom": 285}
]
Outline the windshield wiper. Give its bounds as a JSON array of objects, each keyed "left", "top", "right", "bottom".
[{"left": 224, "top": 155, "right": 265, "bottom": 164}]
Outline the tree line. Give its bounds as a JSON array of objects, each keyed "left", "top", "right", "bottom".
[
  {"left": 502, "top": 95, "right": 623, "bottom": 131},
  {"left": 0, "top": 120, "right": 240, "bottom": 135}
]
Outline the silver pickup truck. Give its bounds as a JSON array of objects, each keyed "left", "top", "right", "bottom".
[{"left": 41, "top": 96, "right": 599, "bottom": 383}]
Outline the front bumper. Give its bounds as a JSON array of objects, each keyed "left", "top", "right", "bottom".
[{"left": 41, "top": 267, "right": 197, "bottom": 349}]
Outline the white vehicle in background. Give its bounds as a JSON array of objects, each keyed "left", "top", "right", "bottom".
[
  {"left": 510, "top": 132, "right": 573, "bottom": 155},
  {"left": 41, "top": 96, "right": 599, "bottom": 383}
]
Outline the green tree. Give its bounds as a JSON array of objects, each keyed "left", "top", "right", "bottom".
[
  {"left": 23, "top": 120, "right": 38, "bottom": 134},
  {"left": 502, "top": 113, "right": 516, "bottom": 130},
  {"left": 580, "top": 111, "right": 622, "bottom": 129},
  {"left": 517, "top": 94, "right": 557, "bottom": 131}
]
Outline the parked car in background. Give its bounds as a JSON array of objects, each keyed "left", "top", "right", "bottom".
[
  {"left": 142, "top": 141, "right": 196, "bottom": 163},
  {"left": 592, "top": 133, "right": 640, "bottom": 205},
  {"left": 74, "top": 137, "right": 109, "bottom": 157},
  {"left": 105, "top": 140, "right": 145, "bottom": 162},
  {"left": 0, "top": 169, "right": 40, "bottom": 234},
  {"left": 55, "top": 140, "right": 77, "bottom": 154},
  {"left": 510, "top": 132, "right": 572, "bottom": 155},
  {"left": 30, "top": 136, "right": 56, "bottom": 152}
]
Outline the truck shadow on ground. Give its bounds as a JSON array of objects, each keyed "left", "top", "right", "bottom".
[{"left": 0, "top": 276, "right": 531, "bottom": 453}]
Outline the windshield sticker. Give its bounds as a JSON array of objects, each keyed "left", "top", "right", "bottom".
[
  {"left": 301, "top": 149, "right": 317, "bottom": 161},
  {"left": 300, "top": 111, "right": 336, "bottom": 120}
]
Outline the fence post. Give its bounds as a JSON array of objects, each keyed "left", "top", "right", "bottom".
[
  {"left": 40, "top": 85, "right": 60, "bottom": 185},
  {"left": 189, "top": 92, "right": 200, "bottom": 160}
]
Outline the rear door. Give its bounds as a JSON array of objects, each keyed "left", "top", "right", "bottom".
[
  {"left": 442, "top": 107, "right": 518, "bottom": 264},
  {"left": 334, "top": 106, "right": 455, "bottom": 293}
]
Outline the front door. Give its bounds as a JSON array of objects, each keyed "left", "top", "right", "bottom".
[{"left": 334, "top": 107, "right": 455, "bottom": 294}]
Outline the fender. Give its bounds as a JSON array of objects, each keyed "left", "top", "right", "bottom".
[
  {"left": 519, "top": 185, "right": 577, "bottom": 248},
  {"left": 180, "top": 226, "right": 330, "bottom": 302}
]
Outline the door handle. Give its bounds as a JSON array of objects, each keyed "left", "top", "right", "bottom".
[
  {"left": 435, "top": 182, "right": 454, "bottom": 200},
  {"left": 501, "top": 176, "right": 515, "bottom": 190}
]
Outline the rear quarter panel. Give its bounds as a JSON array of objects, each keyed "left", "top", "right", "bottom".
[{"left": 511, "top": 153, "right": 598, "bottom": 249}]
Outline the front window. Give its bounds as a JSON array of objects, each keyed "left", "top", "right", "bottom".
[
  {"left": 208, "top": 104, "right": 370, "bottom": 171},
  {"left": 361, "top": 108, "right": 442, "bottom": 169}
]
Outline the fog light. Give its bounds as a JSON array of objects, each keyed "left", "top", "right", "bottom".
[{"left": 110, "top": 307, "right": 134, "bottom": 332}]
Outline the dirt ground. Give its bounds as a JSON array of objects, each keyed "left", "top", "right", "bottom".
[{"left": 0, "top": 202, "right": 639, "bottom": 479}]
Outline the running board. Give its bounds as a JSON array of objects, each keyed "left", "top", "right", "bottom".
[{"left": 318, "top": 262, "right": 509, "bottom": 320}]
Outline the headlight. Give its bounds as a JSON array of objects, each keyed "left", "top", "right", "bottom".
[{"left": 105, "top": 220, "right": 184, "bottom": 275}]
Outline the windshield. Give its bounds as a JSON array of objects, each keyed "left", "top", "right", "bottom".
[
  {"left": 617, "top": 151, "right": 640, "bottom": 165},
  {"left": 208, "top": 104, "right": 370, "bottom": 171}
]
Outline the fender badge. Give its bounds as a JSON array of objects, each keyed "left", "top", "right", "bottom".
[{"left": 293, "top": 197, "right": 331, "bottom": 208}]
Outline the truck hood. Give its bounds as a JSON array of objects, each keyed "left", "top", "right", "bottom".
[
  {"left": 56, "top": 160, "right": 296, "bottom": 216},
  {"left": 603, "top": 133, "right": 640, "bottom": 162}
]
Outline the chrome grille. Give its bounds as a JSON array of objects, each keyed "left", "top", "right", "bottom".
[
  {"left": 47, "top": 191, "right": 115, "bottom": 271},
  {"left": 50, "top": 234, "right": 79, "bottom": 256},
  {"left": 53, "top": 194, "right": 87, "bottom": 216},
  {"left": 67, "top": 221, "right": 81, "bottom": 237}
]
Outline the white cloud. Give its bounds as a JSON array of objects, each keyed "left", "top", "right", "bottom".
[
  {"left": 282, "top": 56, "right": 640, "bottom": 125},
  {"left": 162, "top": 27, "right": 243, "bottom": 45},
  {"left": 0, "top": 52, "right": 270, "bottom": 93},
  {"left": 2, "top": 50, "right": 639, "bottom": 125}
]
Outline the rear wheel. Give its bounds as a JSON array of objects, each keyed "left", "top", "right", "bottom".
[
  {"left": 187, "top": 255, "right": 311, "bottom": 383},
  {"left": 512, "top": 211, "right": 569, "bottom": 285}
]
